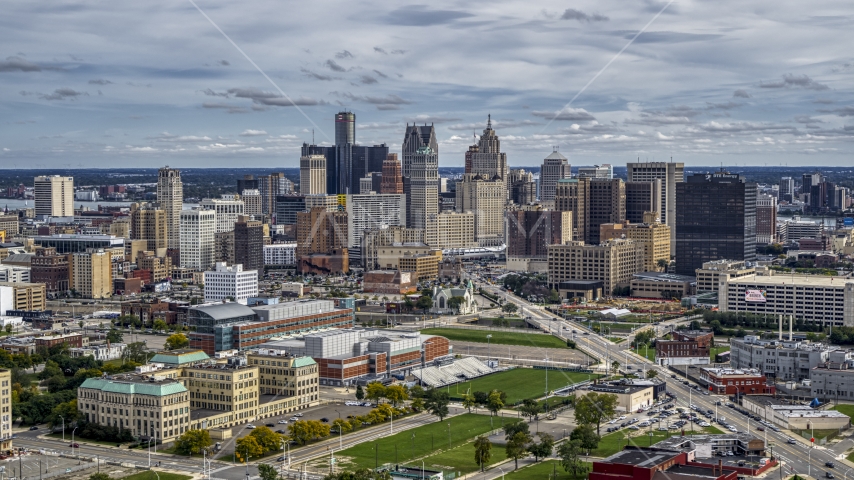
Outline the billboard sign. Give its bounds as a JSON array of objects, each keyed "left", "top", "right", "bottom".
[
  {"left": 845, "top": 217, "right": 854, "bottom": 226},
  {"left": 745, "top": 289, "right": 767, "bottom": 302}
]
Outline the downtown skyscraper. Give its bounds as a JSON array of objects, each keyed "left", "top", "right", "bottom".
[
  {"left": 157, "top": 166, "right": 183, "bottom": 250},
  {"left": 468, "top": 115, "right": 509, "bottom": 194},
  {"left": 402, "top": 124, "right": 439, "bottom": 247}
]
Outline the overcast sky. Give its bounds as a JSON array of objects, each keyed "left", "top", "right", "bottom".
[{"left": 2, "top": 1, "right": 854, "bottom": 169}]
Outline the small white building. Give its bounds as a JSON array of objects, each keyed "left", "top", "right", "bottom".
[
  {"left": 431, "top": 280, "right": 478, "bottom": 315},
  {"left": 0, "top": 316, "right": 23, "bottom": 328},
  {"left": 70, "top": 343, "right": 127, "bottom": 361},
  {"left": 0, "top": 265, "right": 31, "bottom": 283},
  {"left": 263, "top": 243, "right": 297, "bottom": 266},
  {"left": 203, "top": 262, "right": 259, "bottom": 304},
  {"left": 281, "top": 282, "right": 304, "bottom": 298}
]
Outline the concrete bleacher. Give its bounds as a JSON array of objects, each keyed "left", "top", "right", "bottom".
[{"left": 412, "top": 357, "right": 498, "bottom": 387}]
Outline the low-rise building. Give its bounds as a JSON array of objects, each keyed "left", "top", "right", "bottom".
[
  {"left": 363, "top": 270, "right": 417, "bottom": 295},
  {"left": 698, "top": 367, "right": 775, "bottom": 395},
  {"left": 78, "top": 375, "right": 190, "bottom": 444},
  {"left": 630, "top": 272, "right": 696, "bottom": 299},
  {"left": 432, "top": 281, "right": 478, "bottom": 315},
  {"left": 0, "top": 282, "right": 46, "bottom": 312},
  {"left": 741, "top": 395, "right": 850, "bottom": 430},
  {"left": 398, "top": 253, "right": 440, "bottom": 281},
  {"left": 655, "top": 330, "right": 713, "bottom": 366},
  {"left": 547, "top": 239, "right": 645, "bottom": 297},
  {"left": 810, "top": 351, "right": 854, "bottom": 401},
  {"left": 70, "top": 343, "right": 127, "bottom": 361},
  {"left": 695, "top": 259, "right": 755, "bottom": 293},
  {"left": 730, "top": 335, "right": 835, "bottom": 382},
  {"left": 203, "top": 262, "right": 259, "bottom": 304},
  {"left": 263, "top": 243, "right": 297, "bottom": 266},
  {"left": 574, "top": 383, "right": 655, "bottom": 412},
  {"left": 0, "top": 265, "right": 30, "bottom": 283},
  {"left": 280, "top": 282, "right": 304, "bottom": 298},
  {"left": 35, "top": 333, "right": 87, "bottom": 350}
]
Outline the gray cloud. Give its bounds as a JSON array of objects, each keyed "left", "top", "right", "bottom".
[
  {"left": 333, "top": 92, "right": 412, "bottom": 106},
  {"left": 406, "top": 114, "right": 461, "bottom": 123},
  {"left": 0, "top": 56, "right": 42, "bottom": 72},
  {"left": 760, "top": 74, "right": 829, "bottom": 90},
  {"left": 531, "top": 108, "right": 595, "bottom": 121},
  {"left": 813, "top": 98, "right": 835, "bottom": 104},
  {"left": 239, "top": 129, "right": 267, "bottom": 136},
  {"left": 448, "top": 119, "right": 540, "bottom": 131},
  {"left": 373, "top": 70, "right": 388, "bottom": 78},
  {"left": 360, "top": 75, "right": 378, "bottom": 84},
  {"left": 706, "top": 101, "right": 742, "bottom": 110},
  {"left": 561, "top": 9, "right": 609, "bottom": 22},
  {"left": 818, "top": 106, "right": 854, "bottom": 117},
  {"left": 374, "top": 47, "right": 387, "bottom": 54},
  {"left": 325, "top": 60, "right": 346, "bottom": 72},
  {"left": 794, "top": 115, "right": 822, "bottom": 124},
  {"left": 335, "top": 50, "right": 353, "bottom": 59},
  {"left": 202, "top": 102, "right": 249, "bottom": 114},
  {"left": 227, "top": 88, "right": 325, "bottom": 107},
  {"left": 40, "top": 88, "right": 88, "bottom": 101},
  {"left": 391, "top": 50, "right": 407, "bottom": 55},
  {"left": 382, "top": 5, "right": 473, "bottom": 26},
  {"left": 377, "top": 105, "right": 399, "bottom": 110},
  {"left": 88, "top": 79, "right": 113, "bottom": 85},
  {"left": 219, "top": 60, "right": 230, "bottom": 66},
  {"left": 201, "top": 88, "right": 229, "bottom": 97},
  {"left": 300, "top": 68, "right": 336, "bottom": 81},
  {"left": 619, "top": 31, "right": 723, "bottom": 43},
  {"left": 733, "top": 89, "right": 751, "bottom": 98}
]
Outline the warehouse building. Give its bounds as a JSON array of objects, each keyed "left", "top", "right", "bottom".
[{"left": 730, "top": 335, "right": 836, "bottom": 382}]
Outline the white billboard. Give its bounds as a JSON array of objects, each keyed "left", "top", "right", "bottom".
[{"left": 745, "top": 289, "right": 767, "bottom": 302}]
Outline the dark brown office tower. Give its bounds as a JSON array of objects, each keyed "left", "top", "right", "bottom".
[
  {"left": 30, "top": 247, "right": 69, "bottom": 294},
  {"left": 233, "top": 215, "right": 264, "bottom": 278},
  {"left": 464, "top": 144, "right": 478, "bottom": 174},
  {"left": 587, "top": 178, "right": 625, "bottom": 245},
  {"left": 626, "top": 180, "right": 662, "bottom": 224},
  {"left": 237, "top": 174, "right": 259, "bottom": 193},
  {"left": 380, "top": 154, "right": 404, "bottom": 194},
  {"left": 505, "top": 210, "right": 572, "bottom": 258},
  {"left": 296, "top": 207, "right": 349, "bottom": 274},
  {"left": 510, "top": 180, "right": 537, "bottom": 205},
  {"left": 555, "top": 178, "right": 589, "bottom": 243}
]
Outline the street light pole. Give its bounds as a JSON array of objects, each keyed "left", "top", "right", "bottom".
[
  {"left": 486, "top": 334, "right": 492, "bottom": 363},
  {"left": 59, "top": 415, "right": 65, "bottom": 442}
]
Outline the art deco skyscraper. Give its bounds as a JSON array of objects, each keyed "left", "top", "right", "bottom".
[
  {"left": 539, "top": 150, "right": 571, "bottom": 202},
  {"left": 469, "top": 115, "right": 509, "bottom": 190},
  {"left": 300, "top": 155, "right": 327, "bottom": 195},
  {"left": 157, "top": 166, "right": 183, "bottom": 250},
  {"left": 403, "top": 124, "right": 439, "bottom": 246}
]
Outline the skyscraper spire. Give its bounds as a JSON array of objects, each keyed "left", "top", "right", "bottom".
[{"left": 487, "top": 113, "right": 492, "bottom": 130}]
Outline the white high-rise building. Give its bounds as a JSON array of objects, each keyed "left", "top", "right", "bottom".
[
  {"left": 157, "top": 167, "right": 183, "bottom": 250},
  {"left": 179, "top": 209, "right": 216, "bottom": 271},
  {"left": 626, "top": 162, "right": 684, "bottom": 255},
  {"left": 403, "top": 124, "right": 439, "bottom": 247},
  {"left": 539, "top": 150, "right": 571, "bottom": 202},
  {"left": 577, "top": 164, "right": 613, "bottom": 179},
  {"left": 263, "top": 243, "right": 298, "bottom": 266},
  {"left": 200, "top": 195, "right": 245, "bottom": 233},
  {"left": 345, "top": 193, "right": 406, "bottom": 254},
  {"left": 300, "top": 155, "right": 327, "bottom": 195},
  {"left": 203, "top": 262, "right": 258, "bottom": 304},
  {"left": 241, "top": 189, "right": 263, "bottom": 217},
  {"left": 34, "top": 175, "right": 73, "bottom": 217}
]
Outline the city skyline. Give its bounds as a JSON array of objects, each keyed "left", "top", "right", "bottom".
[{"left": 2, "top": 1, "right": 854, "bottom": 168}]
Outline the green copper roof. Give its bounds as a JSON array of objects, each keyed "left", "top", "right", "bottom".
[
  {"left": 292, "top": 357, "right": 316, "bottom": 368},
  {"left": 80, "top": 378, "right": 188, "bottom": 397},
  {"left": 149, "top": 349, "right": 211, "bottom": 365}
]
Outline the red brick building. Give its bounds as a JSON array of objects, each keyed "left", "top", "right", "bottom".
[
  {"left": 30, "top": 247, "right": 69, "bottom": 295},
  {"left": 699, "top": 367, "right": 776, "bottom": 395},
  {"left": 655, "top": 330, "right": 713, "bottom": 366},
  {"left": 260, "top": 329, "right": 451, "bottom": 387},
  {"left": 35, "top": 333, "right": 85, "bottom": 350},
  {"left": 121, "top": 298, "right": 183, "bottom": 324}
]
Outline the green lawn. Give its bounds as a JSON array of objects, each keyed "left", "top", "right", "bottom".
[
  {"left": 627, "top": 345, "right": 655, "bottom": 362},
  {"left": 591, "top": 425, "right": 724, "bottom": 458},
  {"left": 710, "top": 346, "right": 730, "bottom": 362},
  {"left": 831, "top": 404, "right": 854, "bottom": 419},
  {"left": 504, "top": 460, "right": 591, "bottom": 480},
  {"left": 608, "top": 337, "right": 626, "bottom": 344},
  {"left": 119, "top": 472, "right": 192, "bottom": 480},
  {"left": 448, "top": 369, "right": 597, "bottom": 404},
  {"left": 421, "top": 328, "right": 569, "bottom": 349},
  {"left": 333, "top": 414, "right": 514, "bottom": 471},
  {"left": 418, "top": 441, "right": 509, "bottom": 476}
]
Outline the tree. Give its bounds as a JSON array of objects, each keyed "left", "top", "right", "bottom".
[
  {"left": 647, "top": 369, "right": 658, "bottom": 379},
  {"left": 164, "top": 333, "right": 189, "bottom": 350},
  {"left": 569, "top": 424, "right": 600, "bottom": 452},
  {"left": 487, "top": 390, "right": 504, "bottom": 416},
  {"left": 385, "top": 384, "right": 408, "bottom": 407},
  {"left": 558, "top": 439, "right": 588, "bottom": 477},
  {"left": 332, "top": 418, "right": 352, "bottom": 434},
  {"left": 106, "top": 328, "right": 123, "bottom": 343},
  {"left": 657, "top": 258, "right": 669, "bottom": 271},
  {"left": 122, "top": 342, "right": 149, "bottom": 364},
  {"left": 473, "top": 435, "right": 492, "bottom": 472},
  {"left": 289, "top": 420, "right": 331, "bottom": 445},
  {"left": 258, "top": 464, "right": 278, "bottom": 480},
  {"left": 48, "top": 399, "right": 79, "bottom": 428},
  {"left": 355, "top": 385, "right": 365, "bottom": 401},
  {"left": 501, "top": 303, "right": 518, "bottom": 314},
  {"left": 5, "top": 324, "right": 12, "bottom": 335},
  {"left": 236, "top": 435, "right": 264, "bottom": 460},
  {"left": 518, "top": 398, "right": 540, "bottom": 422},
  {"left": 548, "top": 289, "right": 561, "bottom": 304},
  {"left": 503, "top": 421, "right": 529, "bottom": 441},
  {"left": 574, "top": 392, "right": 618, "bottom": 435},
  {"left": 416, "top": 295, "right": 433, "bottom": 314},
  {"left": 365, "top": 382, "right": 386, "bottom": 405},
  {"left": 250, "top": 426, "right": 284, "bottom": 451},
  {"left": 528, "top": 433, "right": 554, "bottom": 462},
  {"left": 611, "top": 361, "right": 620, "bottom": 374},
  {"left": 473, "top": 391, "right": 489, "bottom": 407},
  {"left": 89, "top": 474, "right": 112, "bottom": 480},
  {"left": 505, "top": 430, "right": 532, "bottom": 469},
  {"left": 424, "top": 389, "right": 450, "bottom": 421},
  {"left": 447, "top": 296, "right": 466, "bottom": 312},
  {"left": 175, "top": 429, "right": 213, "bottom": 455},
  {"left": 153, "top": 319, "right": 167, "bottom": 332},
  {"left": 462, "top": 393, "right": 476, "bottom": 413}
]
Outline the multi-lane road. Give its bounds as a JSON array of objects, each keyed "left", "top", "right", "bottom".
[{"left": 472, "top": 278, "right": 852, "bottom": 479}]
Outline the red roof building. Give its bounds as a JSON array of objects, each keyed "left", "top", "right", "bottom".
[{"left": 699, "top": 367, "right": 776, "bottom": 395}]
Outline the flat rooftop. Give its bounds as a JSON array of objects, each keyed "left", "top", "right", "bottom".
[
  {"left": 601, "top": 447, "right": 682, "bottom": 466},
  {"left": 634, "top": 272, "right": 697, "bottom": 283},
  {"left": 702, "top": 367, "right": 763, "bottom": 377},
  {"left": 726, "top": 273, "right": 852, "bottom": 287}
]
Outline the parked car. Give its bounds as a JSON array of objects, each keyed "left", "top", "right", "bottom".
[
  {"left": 29, "top": 426, "right": 38, "bottom": 431},
  {"left": 278, "top": 420, "right": 288, "bottom": 424},
  {"left": 69, "top": 443, "right": 79, "bottom": 448},
  {"left": 247, "top": 425, "right": 256, "bottom": 429},
  {"left": 320, "top": 417, "right": 329, "bottom": 423}
]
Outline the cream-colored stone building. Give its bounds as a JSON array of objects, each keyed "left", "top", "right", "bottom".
[
  {"left": 600, "top": 219, "right": 671, "bottom": 272},
  {"left": 436, "top": 211, "right": 476, "bottom": 249},
  {"left": 547, "top": 239, "right": 645, "bottom": 295},
  {"left": 0, "top": 369, "right": 11, "bottom": 450},
  {"left": 70, "top": 250, "right": 113, "bottom": 299},
  {"left": 695, "top": 259, "right": 755, "bottom": 293},
  {"left": 300, "top": 155, "right": 327, "bottom": 195},
  {"left": 455, "top": 173, "right": 506, "bottom": 247}
]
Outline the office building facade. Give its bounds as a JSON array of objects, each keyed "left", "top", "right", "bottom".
[
  {"left": 299, "top": 155, "right": 327, "bottom": 195},
  {"left": 233, "top": 216, "right": 264, "bottom": 278},
  {"left": 626, "top": 162, "right": 684, "bottom": 254},
  {"left": 346, "top": 193, "right": 406, "bottom": 256},
  {"left": 203, "top": 262, "right": 259, "bottom": 303},
  {"left": 200, "top": 195, "right": 245, "bottom": 234},
  {"left": 179, "top": 209, "right": 216, "bottom": 271},
  {"left": 403, "top": 124, "right": 440, "bottom": 246},
  {"left": 625, "top": 180, "right": 662, "bottom": 224},
  {"left": 675, "top": 172, "right": 757, "bottom": 276},
  {"left": 157, "top": 167, "right": 183, "bottom": 250},
  {"left": 455, "top": 173, "right": 505, "bottom": 247},
  {"left": 380, "top": 154, "right": 404, "bottom": 194},
  {"left": 70, "top": 250, "right": 113, "bottom": 299},
  {"left": 130, "top": 203, "right": 168, "bottom": 253},
  {"left": 756, "top": 193, "right": 777, "bottom": 245},
  {"left": 539, "top": 150, "right": 571, "bottom": 202},
  {"left": 34, "top": 175, "right": 73, "bottom": 217},
  {"left": 547, "top": 239, "right": 645, "bottom": 295}
]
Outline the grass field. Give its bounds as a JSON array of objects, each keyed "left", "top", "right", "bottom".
[
  {"left": 710, "top": 346, "right": 730, "bottom": 361},
  {"left": 591, "top": 425, "right": 724, "bottom": 458},
  {"left": 626, "top": 345, "right": 655, "bottom": 362},
  {"left": 333, "top": 414, "right": 513, "bottom": 471},
  {"left": 448, "top": 369, "right": 597, "bottom": 404},
  {"left": 419, "top": 441, "right": 510, "bottom": 476},
  {"left": 831, "top": 404, "right": 854, "bottom": 419},
  {"left": 591, "top": 322, "right": 644, "bottom": 333},
  {"left": 421, "top": 328, "right": 569, "bottom": 349},
  {"left": 504, "top": 460, "right": 591, "bottom": 479},
  {"left": 120, "top": 472, "right": 192, "bottom": 480},
  {"left": 608, "top": 337, "right": 626, "bottom": 344}
]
